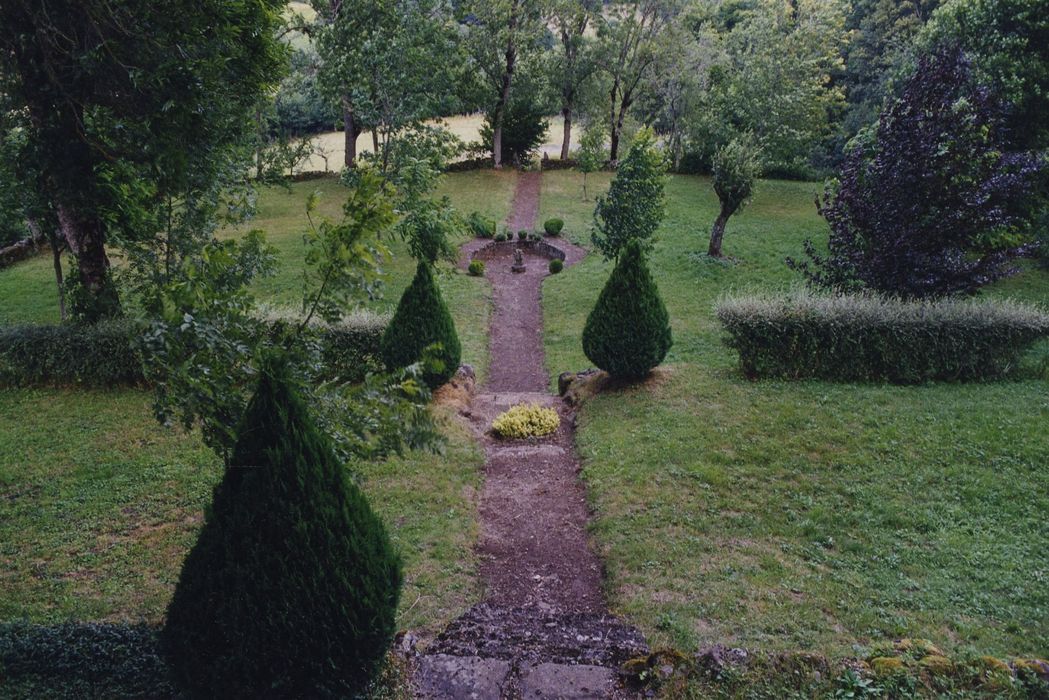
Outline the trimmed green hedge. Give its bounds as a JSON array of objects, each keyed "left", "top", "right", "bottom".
[
  {"left": 0, "top": 622, "right": 176, "bottom": 699},
  {"left": 0, "top": 316, "right": 387, "bottom": 388},
  {"left": 0, "top": 320, "right": 144, "bottom": 387},
  {"left": 716, "top": 291, "right": 1049, "bottom": 383}
]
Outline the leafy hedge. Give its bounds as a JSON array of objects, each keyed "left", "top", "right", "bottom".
[
  {"left": 716, "top": 291, "right": 1049, "bottom": 383},
  {"left": 0, "top": 320, "right": 144, "bottom": 387},
  {"left": 0, "top": 622, "right": 176, "bottom": 699},
  {"left": 0, "top": 315, "right": 386, "bottom": 387}
]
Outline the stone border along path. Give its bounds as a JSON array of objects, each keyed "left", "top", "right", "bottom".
[{"left": 412, "top": 171, "right": 648, "bottom": 699}]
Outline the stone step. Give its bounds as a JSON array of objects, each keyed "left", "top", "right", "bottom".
[
  {"left": 425, "top": 604, "right": 647, "bottom": 668},
  {"left": 414, "top": 655, "right": 621, "bottom": 700}
]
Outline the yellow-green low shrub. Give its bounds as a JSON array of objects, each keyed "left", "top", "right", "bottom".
[{"left": 491, "top": 403, "right": 560, "bottom": 439}]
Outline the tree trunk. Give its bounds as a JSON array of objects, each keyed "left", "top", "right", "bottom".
[
  {"left": 492, "top": 69, "right": 513, "bottom": 169},
  {"left": 55, "top": 202, "right": 118, "bottom": 320},
  {"left": 342, "top": 95, "right": 360, "bottom": 168},
  {"left": 371, "top": 128, "right": 379, "bottom": 155},
  {"left": 609, "top": 100, "right": 629, "bottom": 165},
  {"left": 560, "top": 107, "right": 572, "bottom": 161},
  {"left": 49, "top": 235, "right": 66, "bottom": 321},
  {"left": 708, "top": 212, "right": 729, "bottom": 258}
]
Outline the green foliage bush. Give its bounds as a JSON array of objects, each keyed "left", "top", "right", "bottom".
[
  {"left": 716, "top": 291, "right": 1049, "bottom": 383},
  {"left": 544, "top": 218, "right": 564, "bottom": 236},
  {"left": 466, "top": 211, "right": 497, "bottom": 238},
  {"left": 494, "top": 231, "right": 508, "bottom": 242},
  {"left": 0, "top": 622, "right": 175, "bottom": 699},
  {"left": 0, "top": 320, "right": 143, "bottom": 386},
  {"left": 582, "top": 239, "right": 672, "bottom": 379},
  {"left": 0, "top": 316, "right": 386, "bottom": 388},
  {"left": 592, "top": 128, "right": 668, "bottom": 259},
  {"left": 480, "top": 95, "right": 550, "bottom": 165},
  {"left": 549, "top": 259, "right": 564, "bottom": 274},
  {"left": 380, "top": 261, "right": 461, "bottom": 388},
  {"left": 517, "top": 229, "right": 529, "bottom": 241},
  {"left": 315, "top": 316, "right": 386, "bottom": 383},
  {"left": 162, "top": 359, "right": 402, "bottom": 698},
  {"left": 468, "top": 259, "right": 485, "bottom": 276}
]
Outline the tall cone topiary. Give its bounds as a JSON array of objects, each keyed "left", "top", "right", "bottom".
[
  {"left": 582, "top": 239, "right": 672, "bottom": 380},
  {"left": 161, "top": 357, "right": 402, "bottom": 698},
  {"left": 380, "top": 261, "right": 461, "bottom": 388}
]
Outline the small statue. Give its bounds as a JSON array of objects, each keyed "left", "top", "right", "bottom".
[{"left": 511, "top": 247, "right": 526, "bottom": 273}]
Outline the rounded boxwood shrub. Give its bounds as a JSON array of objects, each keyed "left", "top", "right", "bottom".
[
  {"left": 380, "top": 261, "right": 461, "bottom": 388},
  {"left": 582, "top": 239, "right": 672, "bottom": 379},
  {"left": 494, "top": 231, "right": 508, "bottom": 242},
  {"left": 468, "top": 259, "right": 485, "bottom": 277},
  {"left": 162, "top": 358, "right": 402, "bottom": 698},
  {"left": 517, "top": 229, "right": 529, "bottom": 241},
  {"left": 544, "top": 218, "right": 564, "bottom": 236},
  {"left": 549, "top": 259, "right": 564, "bottom": 274}
]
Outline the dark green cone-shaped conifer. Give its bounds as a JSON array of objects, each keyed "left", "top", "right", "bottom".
[
  {"left": 162, "top": 358, "right": 402, "bottom": 698},
  {"left": 582, "top": 239, "right": 672, "bottom": 379},
  {"left": 380, "top": 261, "right": 461, "bottom": 388}
]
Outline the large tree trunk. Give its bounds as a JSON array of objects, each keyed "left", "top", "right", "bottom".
[
  {"left": 492, "top": 64, "right": 514, "bottom": 169},
  {"left": 342, "top": 95, "right": 361, "bottom": 168},
  {"left": 560, "top": 107, "right": 572, "bottom": 160},
  {"left": 609, "top": 99, "right": 630, "bottom": 165},
  {"left": 55, "top": 202, "right": 119, "bottom": 320},
  {"left": 708, "top": 211, "right": 729, "bottom": 258}
]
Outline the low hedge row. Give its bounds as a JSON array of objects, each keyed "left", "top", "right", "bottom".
[
  {"left": 716, "top": 291, "right": 1049, "bottom": 383},
  {"left": 0, "top": 315, "right": 387, "bottom": 388},
  {"left": 0, "top": 622, "right": 176, "bottom": 699},
  {"left": 0, "top": 320, "right": 144, "bottom": 387}
]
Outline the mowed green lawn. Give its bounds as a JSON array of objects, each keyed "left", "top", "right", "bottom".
[
  {"left": 0, "top": 171, "right": 517, "bottom": 634},
  {"left": 2, "top": 169, "right": 1048, "bottom": 661},
  {"left": 541, "top": 170, "right": 1049, "bottom": 658}
]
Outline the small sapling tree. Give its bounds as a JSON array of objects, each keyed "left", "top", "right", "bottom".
[
  {"left": 592, "top": 128, "right": 668, "bottom": 259},
  {"left": 576, "top": 122, "right": 606, "bottom": 201},
  {"left": 708, "top": 135, "right": 762, "bottom": 258}
]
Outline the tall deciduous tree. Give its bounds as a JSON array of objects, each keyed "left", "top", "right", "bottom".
[
  {"left": 461, "top": 0, "right": 544, "bottom": 168},
  {"left": 596, "top": 0, "right": 682, "bottom": 164},
  {"left": 546, "top": 0, "right": 600, "bottom": 159},
  {"left": 0, "top": 0, "right": 287, "bottom": 321},
  {"left": 791, "top": 47, "right": 1045, "bottom": 299},
  {"left": 313, "top": 0, "right": 460, "bottom": 169},
  {"left": 685, "top": 0, "right": 847, "bottom": 177}
]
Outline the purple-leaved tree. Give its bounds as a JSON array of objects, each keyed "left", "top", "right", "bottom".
[{"left": 790, "top": 45, "right": 1045, "bottom": 298}]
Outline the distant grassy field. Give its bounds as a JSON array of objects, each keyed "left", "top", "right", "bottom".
[
  {"left": 541, "top": 170, "right": 1049, "bottom": 658},
  {"left": 0, "top": 171, "right": 514, "bottom": 634},
  {"left": 299, "top": 114, "right": 567, "bottom": 173}
]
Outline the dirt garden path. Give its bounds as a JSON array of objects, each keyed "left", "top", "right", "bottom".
[{"left": 413, "top": 172, "right": 647, "bottom": 699}]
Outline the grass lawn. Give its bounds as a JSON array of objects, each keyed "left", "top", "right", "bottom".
[
  {"left": 541, "top": 170, "right": 1049, "bottom": 658},
  {"left": 0, "top": 170, "right": 514, "bottom": 635}
]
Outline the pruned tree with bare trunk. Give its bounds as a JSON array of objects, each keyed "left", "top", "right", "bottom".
[{"left": 547, "top": 0, "right": 600, "bottom": 160}]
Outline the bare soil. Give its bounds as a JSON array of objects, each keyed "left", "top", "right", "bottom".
[{"left": 414, "top": 171, "right": 644, "bottom": 699}]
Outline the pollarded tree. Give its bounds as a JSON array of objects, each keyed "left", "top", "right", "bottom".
[
  {"left": 790, "top": 46, "right": 1045, "bottom": 298},
  {"left": 380, "top": 261, "right": 461, "bottom": 388},
  {"left": 582, "top": 238, "right": 672, "bottom": 379},
  {"left": 592, "top": 128, "right": 668, "bottom": 259},
  {"left": 708, "top": 135, "right": 762, "bottom": 258},
  {"left": 0, "top": 0, "right": 287, "bottom": 321},
  {"left": 162, "top": 356, "right": 402, "bottom": 697}
]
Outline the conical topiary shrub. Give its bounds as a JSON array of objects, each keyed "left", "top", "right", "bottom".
[
  {"left": 380, "top": 261, "right": 461, "bottom": 388},
  {"left": 582, "top": 239, "right": 672, "bottom": 380},
  {"left": 161, "top": 357, "right": 402, "bottom": 698}
]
